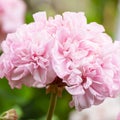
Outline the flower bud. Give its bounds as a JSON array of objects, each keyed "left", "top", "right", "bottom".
[{"left": 0, "top": 109, "right": 18, "bottom": 120}]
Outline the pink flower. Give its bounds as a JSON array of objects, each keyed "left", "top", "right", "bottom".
[
  {"left": 51, "top": 12, "right": 120, "bottom": 110},
  {"left": 0, "top": 21, "right": 56, "bottom": 88},
  {"left": 0, "top": 11, "right": 120, "bottom": 111},
  {"left": 0, "top": 0, "right": 26, "bottom": 42}
]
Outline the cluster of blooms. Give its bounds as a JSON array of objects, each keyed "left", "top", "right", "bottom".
[
  {"left": 0, "top": 11, "right": 120, "bottom": 111},
  {"left": 0, "top": 0, "right": 26, "bottom": 41}
]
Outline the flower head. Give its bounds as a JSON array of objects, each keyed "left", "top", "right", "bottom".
[
  {"left": 0, "top": 0, "right": 26, "bottom": 32},
  {"left": 50, "top": 12, "right": 120, "bottom": 110},
  {"left": 0, "top": 0, "right": 26, "bottom": 42},
  {"left": 0, "top": 11, "right": 120, "bottom": 111},
  {"left": 0, "top": 21, "right": 56, "bottom": 88}
]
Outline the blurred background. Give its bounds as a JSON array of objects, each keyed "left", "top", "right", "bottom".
[{"left": 0, "top": 0, "right": 120, "bottom": 120}]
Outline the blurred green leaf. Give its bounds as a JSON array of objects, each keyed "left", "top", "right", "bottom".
[{"left": 25, "top": 12, "right": 34, "bottom": 24}]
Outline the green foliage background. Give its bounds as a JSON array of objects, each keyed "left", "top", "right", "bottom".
[{"left": 0, "top": 0, "right": 119, "bottom": 119}]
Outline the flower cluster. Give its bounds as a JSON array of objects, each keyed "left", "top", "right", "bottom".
[
  {"left": 0, "top": 12, "right": 120, "bottom": 111},
  {"left": 0, "top": 0, "right": 26, "bottom": 41}
]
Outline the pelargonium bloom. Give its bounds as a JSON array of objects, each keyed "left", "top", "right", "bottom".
[
  {"left": 0, "top": 11, "right": 120, "bottom": 111},
  {"left": 0, "top": 22, "right": 56, "bottom": 88},
  {"left": 49, "top": 12, "right": 120, "bottom": 110},
  {"left": 0, "top": 0, "right": 26, "bottom": 41}
]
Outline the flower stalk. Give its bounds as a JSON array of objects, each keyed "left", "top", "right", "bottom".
[
  {"left": 46, "top": 92, "right": 57, "bottom": 120},
  {"left": 46, "top": 77, "right": 65, "bottom": 120}
]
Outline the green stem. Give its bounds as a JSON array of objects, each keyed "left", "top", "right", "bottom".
[{"left": 46, "top": 92, "right": 57, "bottom": 120}]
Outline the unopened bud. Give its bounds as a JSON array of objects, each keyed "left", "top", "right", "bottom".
[{"left": 0, "top": 109, "right": 18, "bottom": 120}]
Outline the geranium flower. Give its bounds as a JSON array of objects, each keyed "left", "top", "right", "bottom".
[
  {"left": 0, "top": 22, "right": 56, "bottom": 88},
  {"left": 50, "top": 12, "right": 120, "bottom": 110},
  {"left": 0, "top": 12, "right": 120, "bottom": 111},
  {"left": 0, "top": 0, "right": 26, "bottom": 42}
]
